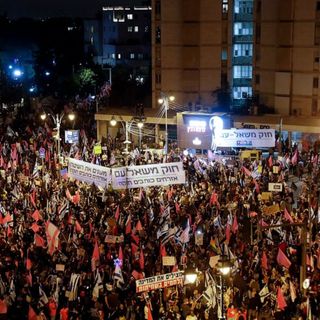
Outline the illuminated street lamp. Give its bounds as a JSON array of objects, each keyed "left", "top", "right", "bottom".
[
  {"left": 158, "top": 94, "right": 175, "bottom": 155},
  {"left": 110, "top": 116, "right": 131, "bottom": 154},
  {"left": 217, "top": 256, "right": 232, "bottom": 320},
  {"left": 40, "top": 111, "right": 75, "bottom": 162},
  {"left": 184, "top": 265, "right": 198, "bottom": 284}
]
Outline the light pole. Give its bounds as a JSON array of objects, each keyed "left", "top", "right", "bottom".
[
  {"left": 40, "top": 111, "right": 75, "bottom": 162},
  {"left": 110, "top": 115, "right": 131, "bottom": 156},
  {"left": 158, "top": 94, "right": 175, "bottom": 155},
  {"left": 137, "top": 120, "right": 144, "bottom": 150},
  {"left": 217, "top": 256, "right": 232, "bottom": 320}
]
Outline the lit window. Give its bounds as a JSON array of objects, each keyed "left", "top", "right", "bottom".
[
  {"left": 234, "top": 22, "right": 253, "bottom": 35},
  {"left": 134, "top": 26, "right": 139, "bottom": 32},
  {"left": 118, "top": 54, "right": 121, "bottom": 59},
  {"left": 127, "top": 14, "right": 133, "bottom": 20},
  {"left": 128, "top": 26, "right": 133, "bottom": 32},
  {"left": 233, "top": 65, "right": 252, "bottom": 78},
  {"left": 90, "top": 37, "right": 94, "bottom": 44},
  {"left": 130, "top": 53, "right": 135, "bottom": 59},
  {"left": 221, "top": 49, "right": 227, "bottom": 60},
  {"left": 233, "top": 87, "right": 252, "bottom": 99},
  {"left": 233, "top": 44, "right": 253, "bottom": 57},
  {"left": 111, "top": 53, "right": 115, "bottom": 59},
  {"left": 222, "top": 0, "right": 228, "bottom": 13}
]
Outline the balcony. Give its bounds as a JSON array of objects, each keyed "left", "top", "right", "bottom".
[
  {"left": 234, "top": 13, "right": 254, "bottom": 22},
  {"left": 232, "top": 56, "right": 253, "bottom": 65},
  {"left": 233, "top": 35, "right": 253, "bottom": 42},
  {"left": 232, "top": 78, "right": 252, "bottom": 86}
]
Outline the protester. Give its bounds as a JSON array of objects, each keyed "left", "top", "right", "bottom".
[{"left": 0, "top": 113, "right": 319, "bottom": 320}]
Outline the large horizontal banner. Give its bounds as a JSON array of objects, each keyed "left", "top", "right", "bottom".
[
  {"left": 112, "top": 162, "right": 186, "bottom": 189},
  {"left": 68, "top": 158, "right": 112, "bottom": 188},
  {"left": 216, "top": 129, "right": 275, "bottom": 148},
  {"left": 136, "top": 271, "right": 184, "bottom": 293}
]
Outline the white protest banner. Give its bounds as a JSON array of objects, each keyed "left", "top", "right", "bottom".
[
  {"left": 104, "top": 235, "right": 124, "bottom": 244},
  {"left": 162, "top": 256, "right": 176, "bottom": 266},
  {"left": 68, "top": 158, "right": 111, "bottom": 188},
  {"left": 136, "top": 271, "right": 184, "bottom": 293},
  {"left": 195, "top": 233, "right": 204, "bottom": 246},
  {"left": 216, "top": 129, "right": 275, "bottom": 148},
  {"left": 112, "top": 162, "right": 186, "bottom": 189},
  {"left": 268, "top": 183, "right": 283, "bottom": 192}
]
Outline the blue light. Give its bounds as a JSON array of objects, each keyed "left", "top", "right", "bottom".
[
  {"left": 29, "top": 87, "right": 35, "bottom": 93},
  {"left": 45, "top": 71, "right": 50, "bottom": 76},
  {"left": 8, "top": 65, "right": 13, "bottom": 69},
  {"left": 13, "top": 69, "right": 22, "bottom": 77}
]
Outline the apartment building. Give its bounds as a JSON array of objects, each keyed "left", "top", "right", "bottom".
[{"left": 151, "top": 0, "right": 320, "bottom": 116}]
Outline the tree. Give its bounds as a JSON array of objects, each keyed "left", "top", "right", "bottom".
[{"left": 78, "top": 68, "right": 97, "bottom": 95}]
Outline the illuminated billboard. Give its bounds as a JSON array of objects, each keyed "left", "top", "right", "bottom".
[
  {"left": 65, "top": 130, "right": 79, "bottom": 144},
  {"left": 177, "top": 112, "right": 230, "bottom": 150}
]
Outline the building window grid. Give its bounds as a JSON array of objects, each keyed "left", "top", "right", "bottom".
[
  {"left": 234, "top": 0, "right": 254, "bottom": 14},
  {"left": 233, "top": 65, "right": 253, "bottom": 78},
  {"left": 233, "top": 87, "right": 252, "bottom": 99},
  {"left": 233, "top": 44, "right": 253, "bottom": 57},
  {"left": 234, "top": 22, "right": 253, "bottom": 35}
]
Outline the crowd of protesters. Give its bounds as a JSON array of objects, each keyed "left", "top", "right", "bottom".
[{"left": 0, "top": 110, "right": 319, "bottom": 320}]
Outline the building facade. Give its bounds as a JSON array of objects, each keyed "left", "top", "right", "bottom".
[{"left": 151, "top": 0, "right": 320, "bottom": 116}]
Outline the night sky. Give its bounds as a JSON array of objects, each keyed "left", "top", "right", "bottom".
[{"left": 1, "top": 0, "right": 106, "bottom": 18}]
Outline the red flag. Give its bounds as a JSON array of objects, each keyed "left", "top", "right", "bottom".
[
  {"left": 3, "top": 214, "right": 13, "bottom": 225},
  {"left": 115, "top": 205, "right": 120, "bottom": 221},
  {"left": 147, "top": 304, "right": 153, "bottom": 320},
  {"left": 225, "top": 224, "right": 231, "bottom": 243},
  {"left": 242, "top": 166, "right": 252, "bottom": 176},
  {"left": 261, "top": 251, "right": 268, "bottom": 270},
  {"left": 30, "top": 189, "right": 37, "bottom": 208},
  {"left": 26, "top": 253, "right": 32, "bottom": 271},
  {"left": 232, "top": 215, "right": 238, "bottom": 233},
  {"left": 268, "top": 156, "right": 273, "bottom": 168},
  {"left": 175, "top": 202, "right": 181, "bottom": 214},
  {"left": 172, "top": 264, "right": 178, "bottom": 272},
  {"left": 250, "top": 211, "right": 258, "bottom": 217},
  {"left": 160, "top": 242, "right": 167, "bottom": 257},
  {"left": 45, "top": 221, "right": 60, "bottom": 256},
  {"left": 277, "top": 287, "right": 287, "bottom": 311},
  {"left": 131, "top": 233, "right": 140, "bottom": 245},
  {"left": 131, "top": 270, "right": 143, "bottom": 280},
  {"left": 136, "top": 220, "right": 143, "bottom": 232},
  {"left": 118, "top": 246, "right": 123, "bottom": 262},
  {"left": 277, "top": 248, "right": 291, "bottom": 269},
  {"left": 210, "top": 191, "right": 218, "bottom": 206},
  {"left": 32, "top": 209, "right": 42, "bottom": 221},
  {"left": 125, "top": 215, "right": 132, "bottom": 234},
  {"left": 28, "top": 305, "right": 37, "bottom": 320},
  {"left": 91, "top": 240, "right": 100, "bottom": 271},
  {"left": 284, "top": 208, "right": 294, "bottom": 223},
  {"left": 139, "top": 249, "right": 144, "bottom": 270},
  {"left": 7, "top": 226, "right": 12, "bottom": 237},
  {"left": 34, "top": 234, "right": 46, "bottom": 248},
  {"left": 131, "top": 243, "right": 138, "bottom": 257}
]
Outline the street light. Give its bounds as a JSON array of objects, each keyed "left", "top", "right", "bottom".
[
  {"left": 158, "top": 93, "right": 175, "bottom": 155},
  {"left": 40, "top": 111, "right": 75, "bottom": 162},
  {"left": 217, "top": 256, "right": 232, "bottom": 320},
  {"left": 110, "top": 115, "right": 131, "bottom": 155},
  {"left": 184, "top": 265, "right": 198, "bottom": 284}
]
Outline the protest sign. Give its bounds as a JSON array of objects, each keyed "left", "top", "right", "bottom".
[
  {"left": 136, "top": 271, "right": 184, "bottom": 293},
  {"left": 268, "top": 183, "right": 283, "bottom": 192},
  {"left": 68, "top": 158, "right": 111, "bottom": 188},
  {"left": 162, "top": 256, "right": 176, "bottom": 266},
  {"left": 261, "top": 192, "right": 272, "bottom": 201},
  {"left": 93, "top": 145, "right": 102, "bottom": 155},
  {"left": 56, "top": 264, "right": 65, "bottom": 272},
  {"left": 104, "top": 235, "right": 124, "bottom": 244},
  {"left": 263, "top": 204, "right": 280, "bottom": 215},
  {"left": 195, "top": 232, "right": 204, "bottom": 246},
  {"left": 112, "top": 162, "right": 186, "bottom": 189}
]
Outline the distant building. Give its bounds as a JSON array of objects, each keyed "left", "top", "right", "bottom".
[
  {"left": 151, "top": 0, "right": 320, "bottom": 116},
  {"left": 86, "top": 1, "right": 151, "bottom": 84}
]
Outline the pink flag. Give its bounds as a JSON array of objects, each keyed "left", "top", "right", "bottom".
[
  {"left": 291, "top": 150, "right": 298, "bottom": 166},
  {"left": 30, "top": 223, "right": 40, "bottom": 233},
  {"left": 72, "top": 191, "right": 80, "bottom": 205},
  {"left": 45, "top": 221, "right": 60, "bottom": 256},
  {"left": 268, "top": 156, "right": 273, "bottom": 168},
  {"left": 259, "top": 219, "right": 269, "bottom": 227},
  {"left": 2, "top": 214, "right": 13, "bottom": 225},
  {"left": 232, "top": 215, "right": 238, "bottom": 233},
  {"left": 277, "top": 287, "right": 287, "bottom": 311},
  {"left": 66, "top": 188, "right": 73, "bottom": 201},
  {"left": 253, "top": 179, "right": 260, "bottom": 194},
  {"left": 75, "top": 220, "right": 83, "bottom": 233},
  {"left": 125, "top": 215, "right": 132, "bottom": 234},
  {"left": 277, "top": 248, "right": 291, "bottom": 269},
  {"left": 261, "top": 251, "right": 268, "bottom": 270},
  {"left": 210, "top": 191, "right": 218, "bottom": 206},
  {"left": 180, "top": 220, "right": 190, "bottom": 243},
  {"left": 242, "top": 166, "right": 252, "bottom": 176},
  {"left": 225, "top": 224, "right": 231, "bottom": 243},
  {"left": 175, "top": 202, "right": 181, "bottom": 214},
  {"left": 118, "top": 246, "right": 123, "bottom": 263},
  {"left": 284, "top": 208, "right": 294, "bottom": 223}
]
